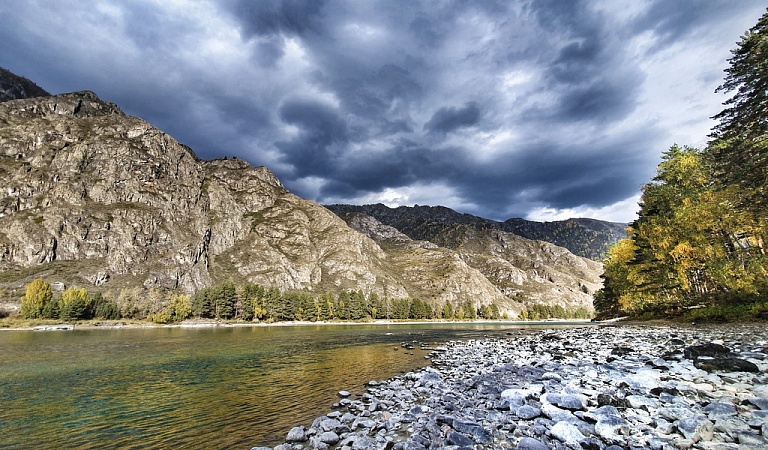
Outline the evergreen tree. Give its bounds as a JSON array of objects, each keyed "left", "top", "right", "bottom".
[
  {"left": 191, "top": 288, "right": 214, "bottom": 318},
  {"left": 58, "top": 287, "right": 91, "bottom": 320},
  {"left": 710, "top": 8, "right": 768, "bottom": 207},
  {"left": 213, "top": 281, "right": 236, "bottom": 319},
  {"left": 92, "top": 292, "right": 121, "bottom": 320}
]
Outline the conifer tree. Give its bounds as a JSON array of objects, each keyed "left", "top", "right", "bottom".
[{"left": 710, "top": 9, "right": 768, "bottom": 209}]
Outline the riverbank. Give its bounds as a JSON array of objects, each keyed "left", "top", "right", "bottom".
[
  {"left": 259, "top": 324, "right": 768, "bottom": 449},
  {"left": 0, "top": 317, "right": 593, "bottom": 331}
]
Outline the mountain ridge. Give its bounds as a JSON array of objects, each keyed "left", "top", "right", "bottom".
[{"left": 326, "top": 203, "right": 625, "bottom": 261}]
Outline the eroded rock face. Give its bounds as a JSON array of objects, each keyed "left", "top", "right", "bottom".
[
  {"left": 0, "top": 91, "right": 528, "bottom": 313},
  {"left": 336, "top": 211, "right": 602, "bottom": 312}
]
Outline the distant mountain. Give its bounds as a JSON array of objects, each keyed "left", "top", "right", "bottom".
[
  {"left": 0, "top": 67, "right": 49, "bottom": 102},
  {"left": 326, "top": 204, "right": 626, "bottom": 261},
  {"left": 336, "top": 210, "right": 603, "bottom": 312}
]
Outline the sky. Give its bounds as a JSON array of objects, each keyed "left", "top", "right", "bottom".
[{"left": 1, "top": 1, "right": 765, "bottom": 223}]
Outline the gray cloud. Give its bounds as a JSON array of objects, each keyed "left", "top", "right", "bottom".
[
  {"left": 424, "top": 102, "right": 481, "bottom": 134},
  {"left": 1, "top": 1, "right": 765, "bottom": 222}
]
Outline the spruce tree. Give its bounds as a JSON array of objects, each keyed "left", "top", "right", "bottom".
[{"left": 710, "top": 9, "right": 768, "bottom": 209}]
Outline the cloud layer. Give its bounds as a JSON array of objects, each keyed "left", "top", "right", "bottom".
[{"left": 1, "top": 1, "right": 764, "bottom": 222}]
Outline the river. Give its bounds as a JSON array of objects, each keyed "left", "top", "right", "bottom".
[{"left": 0, "top": 322, "right": 588, "bottom": 449}]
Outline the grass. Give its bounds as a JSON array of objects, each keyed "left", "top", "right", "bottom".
[{"left": 626, "top": 300, "right": 768, "bottom": 323}]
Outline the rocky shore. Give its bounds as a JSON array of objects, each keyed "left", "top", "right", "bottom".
[{"left": 254, "top": 324, "right": 768, "bottom": 450}]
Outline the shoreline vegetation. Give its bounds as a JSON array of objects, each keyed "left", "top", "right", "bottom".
[
  {"left": 0, "top": 317, "right": 593, "bottom": 332},
  {"left": 2, "top": 277, "right": 594, "bottom": 330}
]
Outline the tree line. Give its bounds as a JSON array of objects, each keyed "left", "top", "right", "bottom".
[
  {"left": 17, "top": 278, "right": 505, "bottom": 323},
  {"left": 595, "top": 10, "right": 768, "bottom": 321}
]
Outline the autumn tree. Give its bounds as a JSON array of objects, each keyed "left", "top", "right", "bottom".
[{"left": 20, "top": 278, "right": 53, "bottom": 319}]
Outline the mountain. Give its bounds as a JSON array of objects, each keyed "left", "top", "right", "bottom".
[
  {"left": 328, "top": 206, "right": 604, "bottom": 312},
  {"left": 326, "top": 204, "right": 626, "bottom": 261},
  {"left": 0, "top": 90, "right": 520, "bottom": 314},
  {"left": 0, "top": 67, "right": 50, "bottom": 102}
]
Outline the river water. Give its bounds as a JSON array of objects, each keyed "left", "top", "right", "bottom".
[{"left": 0, "top": 322, "right": 587, "bottom": 449}]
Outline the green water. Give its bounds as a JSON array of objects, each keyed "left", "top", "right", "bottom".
[{"left": 0, "top": 322, "right": 585, "bottom": 449}]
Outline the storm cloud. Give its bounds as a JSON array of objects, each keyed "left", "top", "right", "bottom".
[{"left": 0, "top": 0, "right": 764, "bottom": 222}]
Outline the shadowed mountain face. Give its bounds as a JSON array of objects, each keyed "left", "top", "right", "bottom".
[
  {"left": 0, "top": 67, "right": 50, "bottom": 102},
  {"left": 326, "top": 204, "right": 626, "bottom": 261}
]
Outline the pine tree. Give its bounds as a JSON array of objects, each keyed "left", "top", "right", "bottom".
[
  {"left": 58, "top": 287, "right": 91, "bottom": 320},
  {"left": 710, "top": 8, "right": 768, "bottom": 209}
]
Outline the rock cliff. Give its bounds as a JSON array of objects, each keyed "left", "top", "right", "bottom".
[{"left": 0, "top": 91, "right": 526, "bottom": 314}]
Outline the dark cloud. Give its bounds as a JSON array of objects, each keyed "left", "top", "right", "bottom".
[
  {"left": 277, "top": 98, "right": 348, "bottom": 174},
  {"left": 229, "top": 0, "right": 327, "bottom": 37},
  {"left": 1, "top": 0, "right": 764, "bottom": 222},
  {"left": 424, "top": 102, "right": 481, "bottom": 134}
]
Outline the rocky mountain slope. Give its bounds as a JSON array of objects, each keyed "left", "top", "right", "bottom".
[
  {"left": 326, "top": 204, "right": 626, "bottom": 261},
  {"left": 0, "top": 67, "right": 49, "bottom": 102},
  {"left": 0, "top": 90, "right": 521, "bottom": 313},
  {"left": 331, "top": 210, "right": 603, "bottom": 312}
]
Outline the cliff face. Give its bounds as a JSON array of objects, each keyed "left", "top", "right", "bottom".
[{"left": 0, "top": 91, "right": 525, "bottom": 314}]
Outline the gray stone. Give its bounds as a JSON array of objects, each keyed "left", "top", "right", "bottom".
[
  {"left": 319, "top": 431, "right": 340, "bottom": 445},
  {"left": 550, "top": 421, "right": 585, "bottom": 444},
  {"left": 286, "top": 426, "right": 308, "bottom": 443},
  {"left": 542, "top": 393, "right": 586, "bottom": 411},
  {"left": 452, "top": 418, "right": 492, "bottom": 443},
  {"left": 746, "top": 397, "right": 768, "bottom": 410},
  {"left": 737, "top": 430, "right": 767, "bottom": 446},
  {"left": 516, "top": 404, "right": 541, "bottom": 420},
  {"left": 446, "top": 431, "right": 474, "bottom": 447},
  {"left": 703, "top": 402, "right": 737, "bottom": 418},
  {"left": 516, "top": 437, "right": 550, "bottom": 450},
  {"left": 677, "top": 415, "right": 714, "bottom": 441},
  {"left": 684, "top": 343, "right": 731, "bottom": 359},
  {"left": 594, "top": 414, "right": 630, "bottom": 444},
  {"left": 695, "top": 357, "right": 759, "bottom": 373},
  {"left": 541, "top": 403, "right": 575, "bottom": 422},
  {"left": 659, "top": 404, "right": 696, "bottom": 421}
]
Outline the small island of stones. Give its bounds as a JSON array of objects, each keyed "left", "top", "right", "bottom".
[{"left": 256, "top": 324, "right": 768, "bottom": 450}]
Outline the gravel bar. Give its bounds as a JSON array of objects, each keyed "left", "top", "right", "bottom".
[{"left": 254, "top": 324, "right": 768, "bottom": 450}]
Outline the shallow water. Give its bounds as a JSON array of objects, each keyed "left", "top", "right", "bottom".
[{"left": 0, "top": 322, "right": 587, "bottom": 448}]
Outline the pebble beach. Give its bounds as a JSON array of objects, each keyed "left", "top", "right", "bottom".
[{"left": 255, "top": 324, "right": 768, "bottom": 450}]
